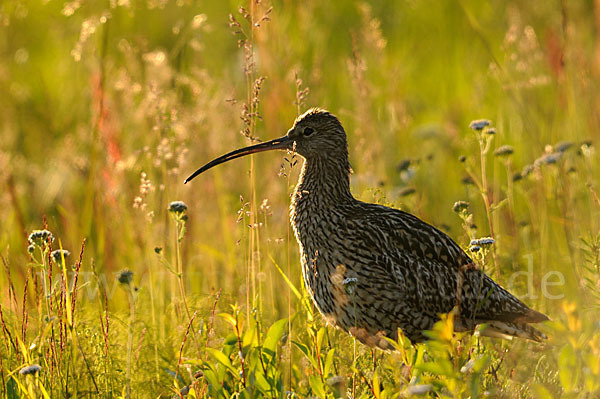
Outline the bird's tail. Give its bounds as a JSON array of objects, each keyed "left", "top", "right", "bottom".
[{"left": 479, "top": 321, "right": 547, "bottom": 342}]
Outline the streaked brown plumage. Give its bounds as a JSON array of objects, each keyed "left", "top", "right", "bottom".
[{"left": 185, "top": 108, "right": 548, "bottom": 349}]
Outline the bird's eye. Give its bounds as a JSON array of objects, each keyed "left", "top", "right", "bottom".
[{"left": 303, "top": 127, "right": 315, "bottom": 136}]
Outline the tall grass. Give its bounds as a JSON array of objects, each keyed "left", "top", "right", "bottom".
[{"left": 1, "top": 0, "right": 600, "bottom": 397}]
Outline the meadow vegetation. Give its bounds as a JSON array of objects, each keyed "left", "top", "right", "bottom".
[{"left": 1, "top": 0, "right": 600, "bottom": 397}]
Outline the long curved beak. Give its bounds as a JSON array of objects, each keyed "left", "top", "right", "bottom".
[{"left": 184, "top": 135, "right": 293, "bottom": 184}]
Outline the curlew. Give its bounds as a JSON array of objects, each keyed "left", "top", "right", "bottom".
[{"left": 185, "top": 108, "right": 548, "bottom": 349}]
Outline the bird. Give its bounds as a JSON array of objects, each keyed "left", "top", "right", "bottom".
[{"left": 185, "top": 108, "right": 548, "bottom": 349}]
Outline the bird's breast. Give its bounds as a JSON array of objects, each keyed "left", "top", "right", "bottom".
[{"left": 289, "top": 196, "right": 357, "bottom": 317}]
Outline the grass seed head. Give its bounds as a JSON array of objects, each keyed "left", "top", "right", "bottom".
[
  {"left": 342, "top": 277, "right": 358, "bottom": 295},
  {"left": 580, "top": 141, "right": 594, "bottom": 158},
  {"left": 453, "top": 201, "right": 470, "bottom": 214},
  {"left": 398, "top": 187, "right": 416, "bottom": 197},
  {"left": 513, "top": 172, "right": 523, "bottom": 182},
  {"left": 535, "top": 152, "right": 562, "bottom": 166},
  {"left": 397, "top": 159, "right": 412, "bottom": 171},
  {"left": 554, "top": 141, "right": 574, "bottom": 153},
  {"left": 469, "top": 119, "right": 491, "bottom": 131},
  {"left": 469, "top": 245, "right": 481, "bottom": 253},
  {"left": 521, "top": 164, "right": 534, "bottom": 178},
  {"left": 470, "top": 237, "right": 495, "bottom": 248},
  {"left": 28, "top": 229, "right": 54, "bottom": 248},
  {"left": 117, "top": 269, "right": 134, "bottom": 285},
  {"left": 494, "top": 145, "right": 514, "bottom": 157},
  {"left": 461, "top": 176, "right": 475, "bottom": 186},
  {"left": 168, "top": 200, "right": 188, "bottom": 215},
  {"left": 19, "top": 364, "right": 41, "bottom": 376},
  {"left": 51, "top": 249, "right": 71, "bottom": 263}
]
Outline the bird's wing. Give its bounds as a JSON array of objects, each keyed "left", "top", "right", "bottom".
[{"left": 350, "top": 202, "right": 548, "bottom": 325}]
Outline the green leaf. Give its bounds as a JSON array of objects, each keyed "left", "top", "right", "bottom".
[
  {"left": 206, "top": 348, "right": 238, "bottom": 376},
  {"left": 293, "top": 340, "right": 310, "bottom": 358},
  {"left": 373, "top": 371, "right": 380, "bottom": 398},
  {"left": 531, "top": 383, "right": 553, "bottom": 399},
  {"left": 252, "top": 370, "right": 272, "bottom": 393},
  {"left": 269, "top": 254, "right": 302, "bottom": 299},
  {"left": 242, "top": 347, "right": 259, "bottom": 374},
  {"left": 218, "top": 313, "right": 237, "bottom": 327},
  {"left": 6, "top": 377, "right": 19, "bottom": 399},
  {"left": 293, "top": 340, "right": 319, "bottom": 370},
  {"left": 15, "top": 336, "right": 30, "bottom": 364},
  {"left": 263, "top": 318, "right": 288, "bottom": 356},
  {"left": 309, "top": 375, "right": 327, "bottom": 398},
  {"left": 558, "top": 344, "right": 577, "bottom": 392},
  {"left": 242, "top": 318, "right": 258, "bottom": 348},
  {"left": 585, "top": 371, "right": 600, "bottom": 392},
  {"left": 416, "top": 359, "right": 455, "bottom": 378},
  {"left": 414, "top": 345, "right": 425, "bottom": 367},
  {"left": 316, "top": 327, "right": 327, "bottom": 352},
  {"left": 471, "top": 354, "right": 491, "bottom": 374},
  {"left": 221, "top": 333, "right": 238, "bottom": 357},
  {"left": 490, "top": 198, "right": 508, "bottom": 212},
  {"left": 324, "top": 349, "right": 335, "bottom": 377}
]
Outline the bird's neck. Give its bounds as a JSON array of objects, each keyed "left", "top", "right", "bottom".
[{"left": 292, "top": 156, "right": 354, "bottom": 208}]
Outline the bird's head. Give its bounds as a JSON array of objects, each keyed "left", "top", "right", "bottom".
[
  {"left": 184, "top": 108, "right": 350, "bottom": 184},
  {"left": 287, "top": 108, "right": 348, "bottom": 160}
]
